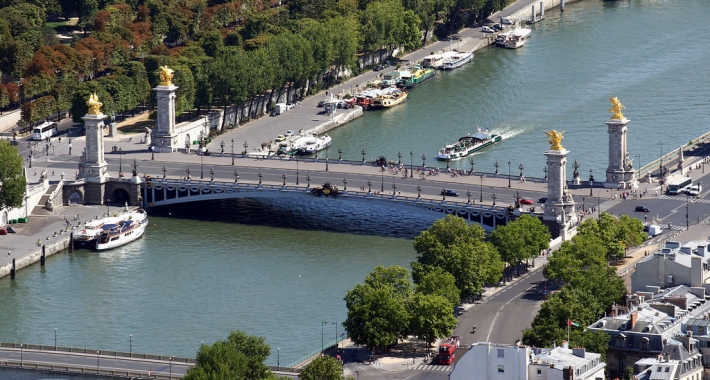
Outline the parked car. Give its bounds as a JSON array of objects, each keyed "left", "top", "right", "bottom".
[
  {"left": 481, "top": 26, "right": 496, "bottom": 33},
  {"left": 317, "top": 100, "right": 326, "bottom": 107},
  {"left": 275, "top": 135, "right": 286, "bottom": 142},
  {"left": 492, "top": 23, "right": 504, "bottom": 31},
  {"left": 441, "top": 189, "right": 459, "bottom": 197},
  {"left": 285, "top": 130, "right": 295, "bottom": 136},
  {"left": 635, "top": 205, "right": 650, "bottom": 212},
  {"left": 519, "top": 198, "right": 534, "bottom": 205},
  {"left": 538, "top": 197, "right": 548, "bottom": 204},
  {"left": 10, "top": 139, "right": 18, "bottom": 146},
  {"left": 374, "top": 64, "right": 386, "bottom": 71}
]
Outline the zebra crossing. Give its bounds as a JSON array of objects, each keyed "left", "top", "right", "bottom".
[
  {"left": 658, "top": 195, "right": 710, "bottom": 203},
  {"left": 411, "top": 363, "right": 454, "bottom": 372}
]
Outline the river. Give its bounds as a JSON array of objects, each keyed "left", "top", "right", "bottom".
[{"left": 1, "top": 0, "right": 709, "bottom": 366}]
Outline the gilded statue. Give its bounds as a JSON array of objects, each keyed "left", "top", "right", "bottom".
[
  {"left": 86, "top": 93, "right": 102, "bottom": 115},
  {"left": 544, "top": 130, "right": 565, "bottom": 151},
  {"left": 609, "top": 97, "right": 625, "bottom": 120},
  {"left": 159, "top": 65, "right": 174, "bottom": 86}
]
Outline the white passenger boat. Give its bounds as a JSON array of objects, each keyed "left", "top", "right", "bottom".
[
  {"left": 421, "top": 51, "right": 457, "bottom": 69},
  {"left": 435, "top": 130, "right": 503, "bottom": 161},
  {"left": 503, "top": 28, "right": 532, "bottom": 49},
  {"left": 441, "top": 52, "right": 474, "bottom": 70},
  {"left": 293, "top": 133, "right": 332, "bottom": 155},
  {"left": 73, "top": 208, "right": 136, "bottom": 247},
  {"left": 95, "top": 209, "right": 149, "bottom": 251}
]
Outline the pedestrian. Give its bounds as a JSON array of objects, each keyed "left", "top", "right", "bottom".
[{"left": 7, "top": 251, "right": 10, "bottom": 256}]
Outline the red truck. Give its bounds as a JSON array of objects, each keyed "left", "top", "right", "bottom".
[{"left": 438, "top": 343, "right": 456, "bottom": 365}]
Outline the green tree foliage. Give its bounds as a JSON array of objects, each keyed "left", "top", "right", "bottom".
[
  {"left": 414, "top": 266, "right": 460, "bottom": 307},
  {"left": 408, "top": 293, "right": 458, "bottom": 346},
  {"left": 184, "top": 330, "right": 277, "bottom": 380},
  {"left": 490, "top": 214, "right": 550, "bottom": 269},
  {"left": 344, "top": 282, "right": 410, "bottom": 349},
  {"left": 0, "top": 140, "right": 27, "bottom": 210},
  {"left": 577, "top": 213, "right": 646, "bottom": 261},
  {"left": 413, "top": 215, "right": 503, "bottom": 298},
  {"left": 364, "top": 265, "right": 413, "bottom": 299},
  {"left": 299, "top": 356, "right": 344, "bottom": 380}
]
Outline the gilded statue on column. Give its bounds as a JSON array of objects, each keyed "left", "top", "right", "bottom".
[
  {"left": 86, "top": 93, "right": 103, "bottom": 115},
  {"left": 609, "top": 97, "right": 625, "bottom": 120},
  {"left": 544, "top": 130, "right": 565, "bottom": 151},
  {"left": 159, "top": 65, "right": 174, "bottom": 86}
]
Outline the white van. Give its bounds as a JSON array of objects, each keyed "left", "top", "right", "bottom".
[
  {"left": 501, "top": 17, "right": 513, "bottom": 25},
  {"left": 687, "top": 184, "right": 702, "bottom": 196},
  {"left": 647, "top": 224, "right": 663, "bottom": 237}
]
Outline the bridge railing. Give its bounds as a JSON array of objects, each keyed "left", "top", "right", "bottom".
[
  {"left": 0, "top": 342, "right": 195, "bottom": 363},
  {"left": 287, "top": 336, "right": 346, "bottom": 369}
]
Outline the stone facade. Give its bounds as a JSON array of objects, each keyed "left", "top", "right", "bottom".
[
  {"left": 605, "top": 118, "right": 636, "bottom": 188},
  {"left": 152, "top": 85, "right": 178, "bottom": 153},
  {"left": 78, "top": 113, "right": 108, "bottom": 184},
  {"left": 543, "top": 149, "right": 577, "bottom": 240}
]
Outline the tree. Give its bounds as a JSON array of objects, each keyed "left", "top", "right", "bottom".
[
  {"left": 414, "top": 266, "right": 460, "bottom": 307},
  {"left": 408, "top": 293, "right": 458, "bottom": 346},
  {"left": 0, "top": 140, "right": 26, "bottom": 210},
  {"left": 343, "top": 282, "right": 410, "bottom": 350},
  {"left": 364, "top": 265, "right": 412, "bottom": 299},
  {"left": 490, "top": 214, "right": 550, "bottom": 275},
  {"left": 299, "top": 356, "right": 344, "bottom": 380},
  {"left": 184, "top": 330, "right": 278, "bottom": 380},
  {"left": 413, "top": 215, "right": 503, "bottom": 298}
]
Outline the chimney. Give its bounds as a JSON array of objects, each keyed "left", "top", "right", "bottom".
[
  {"left": 562, "top": 341, "right": 569, "bottom": 349},
  {"left": 699, "top": 245, "right": 707, "bottom": 257},
  {"left": 572, "top": 348, "right": 586, "bottom": 358},
  {"left": 562, "top": 366, "right": 574, "bottom": 380},
  {"left": 630, "top": 310, "right": 639, "bottom": 330}
]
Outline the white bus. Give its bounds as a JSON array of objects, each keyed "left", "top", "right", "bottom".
[
  {"left": 667, "top": 177, "right": 693, "bottom": 195},
  {"left": 32, "top": 121, "right": 58, "bottom": 141}
]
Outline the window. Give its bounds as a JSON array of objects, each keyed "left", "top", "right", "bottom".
[
  {"left": 537, "top": 369, "right": 542, "bottom": 376},
  {"left": 665, "top": 367, "right": 670, "bottom": 373},
  {"left": 657, "top": 368, "right": 662, "bottom": 372},
  {"left": 498, "top": 349, "right": 504, "bottom": 358},
  {"left": 498, "top": 365, "right": 505, "bottom": 373}
]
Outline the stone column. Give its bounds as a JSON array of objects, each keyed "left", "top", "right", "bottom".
[
  {"left": 543, "top": 148, "right": 577, "bottom": 240},
  {"left": 152, "top": 84, "right": 179, "bottom": 153},
  {"left": 79, "top": 113, "right": 108, "bottom": 184},
  {"left": 605, "top": 118, "right": 636, "bottom": 188}
]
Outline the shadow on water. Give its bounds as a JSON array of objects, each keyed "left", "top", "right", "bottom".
[{"left": 149, "top": 198, "right": 442, "bottom": 239}]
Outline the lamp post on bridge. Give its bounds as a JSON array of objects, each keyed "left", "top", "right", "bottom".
[
  {"left": 589, "top": 169, "right": 594, "bottom": 196},
  {"left": 492, "top": 193, "right": 497, "bottom": 206},
  {"left": 658, "top": 141, "right": 663, "bottom": 192},
  {"left": 421, "top": 154, "right": 426, "bottom": 168},
  {"left": 507, "top": 161, "right": 511, "bottom": 187},
  {"left": 361, "top": 148, "right": 366, "bottom": 164},
  {"left": 442, "top": 188, "right": 447, "bottom": 202},
  {"left": 200, "top": 152, "right": 204, "bottom": 179},
  {"left": 282, "top": 173, "right": 287, "bottom": 187},
  {"left": 417, "top": 185, "right": 421, "bottom": 199},
  {"left": 381, "top": 166, "right": 385, "bottom": 192},
  {"left": 220, "top": 140, "right": 225, "bottom": 156},
  {"left": 186, "top": 167, "right": 191, "bottom": 181},
  {"left": 543, "top": 165, "right": 548, "bottom": 181},
  {"left": 231, "top": 139, "right": 235, "bottom": 165},
  {"left": 20, "top": 344, "right": 22, "bottom": 366},
  {"left": 325, "top": 145, "right": 329, "bottom": 171},
  {"left": 469, "top": 158, "right": 475, "bottom": 173},
  {"left": 210, "top": 168, "right": 215, "bottom": 182},
  {"left": 343, "top": 178, "right": 348, "bottom": 192},
  {"left": 494, "top": 160, "right": 499, "bottom": 176},
  {"left": 519, "top": 163, "right": 524, "bottom": 179},
  {"left": 338, "top": 147, "right": 343, "bottom": 162},
  {"left": 307, "top": 174, "right": 312, "bottom": 189},
  {"left": 295, "top": 158, "right": 299, "bottom": 185},
  {"left": 258, "top": 171, "right": 262, "bottom": 186},
  {"left": 397, "top": 151, "right": 402, "bottom": 165},
  {"left": 410, "top": 151, "right": 413, "bottom": 178},
  {"left": 162, "top": 165, "right": 167, "bottom": 179},
  {"left": 129, "top": 334, "right": 132, "bottom": 355},
  {"left": 392, "top": 182, "right": 397, "bottom": 197},
  {"left": 170, "top": 357, "right": 173, "bottom": 378},
  {"left": 96, "top": 351, "right": 100, "bottom": 372},
  {"left": 54, "top": 328, "right": 57, "bottom": 348},
  {"left": 480, "top": 175, "right": 484, "bottom": 202},
  {"left": 234, "top": 170, "right": 239, "bottom": 184},
  {"left": 368, "top": 179, "right": 372, "bottom": 194},
  {"left": 243, "top": 141, "right": 248, "bottom": 157},
  {"left": 467, "top": 189, "right": 472, "bottom": 204},
  {"left": 277, "top": 348, "right": 280, "bottom": 371}
]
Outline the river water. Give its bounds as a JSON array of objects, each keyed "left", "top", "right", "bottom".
[{"left": 1, "top": 0, "right": 709, "bottom": 366}]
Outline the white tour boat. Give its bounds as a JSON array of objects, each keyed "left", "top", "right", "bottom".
[
  {"left": 95, "top": 209, "right": 149, "bottom": 251},
  {"left": 503, "top": 28, "right": 532, "bottom": 49},
  {"left": 73, "top": 208, "right": 136, "bottom": 247},
  {"left": 421, "top": 51, "right": 457, "bottom": 69},
  {"left": 435, "top": 130, "right": 503, "bottom": 161},
  {"left": 293, "top": 133, "right": 332, "bottom": 155},
  {"left": 441, "top": 52, "right": 474, "bottom": 70}
]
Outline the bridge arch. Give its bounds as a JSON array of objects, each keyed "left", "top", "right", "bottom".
[{"left": 142, "top": 180, "right": 520, "bottom": 232}]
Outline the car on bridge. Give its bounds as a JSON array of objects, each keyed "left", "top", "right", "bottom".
[
  {"left": 519, "top": 198, "right": 533, "bottom": 205},
  {"left": 441, "top": 189, "right": 459, "bottom": 197},
  {"left": 635, "top": 205, "right": 650, "bottom": 212},
  {"left": 538, "top": 197, "right": 547, "bottom": 203}
]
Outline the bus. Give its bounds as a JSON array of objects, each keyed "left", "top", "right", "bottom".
[
  {"left": 32, "top": 121, "right": 58, "bottom": 141},
  {"left": 667, "top": 177, "right": 693, "bottom": 195}
]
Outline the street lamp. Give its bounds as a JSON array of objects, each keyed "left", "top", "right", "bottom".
[
  {"left": 343, "top": 177, "right": 348, "bottom": 192},
  {"left": 467, "top": 189, "right": 472, "bottom": 204},
  {"left": 589, "top": 169, "right": 594, "bottom": 196},
  {"left": 20, "top": 344, "right": 22, "bottom": 366},
  {"left": 96, "top": 351, "right": 100, "bottom": 372},
  {"left": 421, "top": 153, "right": 426, "bottom": 168},
  {"left": 397, "top": 151, "right": 402, "bottom": 165},
  {"left": 392, "top": 182, "right": 397, "bottom": 197},
  {"left": 129, "top": 334, "right": 132, "bottom": 355},
  {"left": 417, "top": 185, "right": 421, "bottom": 199},
  {"left": 494, "top": 160, "right": 499, "bottom": 176},
  {"left": 469, "top": 158, "right": 475, "bottom": 173},
  {"left": 480, "top": 175, "right": 484, "bottom": 202},
  {"left": 277, "top": 348, "right": 280, "bottom": 371},
  {"left": 325, "top": 145, "right": 329, "bottom": 171},
  {"left": 658, "top": 141, "right": 663, "bottom": 189},
  {"left": 322, "top": 321, "right": 327, "bottom": 352},
  {"left": 361, "top": 148, "right": 366, "bottom": 164},
  {"left": 243, "top": 141, "right": 248, "bottom": 157},
  {"left": 446, "top": 157, "right": 451, "bottom": 170},
  {"left": 507, "top": 161, "right": 511, "bottom": 187},
  {"left": 381, "top": 166, "right": 385, "bottom": 192},
  {"left": 295, "top": 158, "right": 299, "bottom": 185},
  {"left": 519, "top": 163, "right": 524, "bottom": 178},
  {"left": 442, "top": 188, "right": 447, "bottom": 202},
  {"left": 186, "top": 167, "right": 191, "bottom": 181},
  {"left": 282, "top": 173, "right": 287, "bottom": 186},
  {"left": 163, "top": 165, "right": 167, "bottom": 179},
  {"left": 367, "top": 179, "right": 372, "bottom": 194},
  {"left": 492, "top": 193, "right": 497, "bottom": 206},
  {"left": 200, "top": 152, "right": 204, "bottom": 179},
  {"left": 170, "top": 357, "right": 173, "bottom": 378},
  {"left": 119, "top": 149, "right": 123, "bottom": 176},
  {"left": 231, "top": 139, "right": 235, "bottom": 165},
  {"left": 307, "top": 174, "right": 312, "bottom": 188},
  {"left": 543, "top": 164, "right": 548, "bottom": 180},
  {"left": 410, "top": 151, "right": 413, "bottom": 178},
  {"left": 635, "top": 154, "right": 641, "bottom": 171},
  {"left": 220, "top": 140, "right": 225, "bottom": 155},
  {"left": 258, "top": 171, "right": 263, "bottom": 186},
  {"left": 338, "top": 147, "right": 343, "bottom": 161},
  {"left": 210, "top": 168, "right": 215, "bottom": 182},
  {"left": 234, "top": 170, "right": 239, "bottom": 184},
  {"left": 54, "top": 328, "right": 57, "bottom": 348}
]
